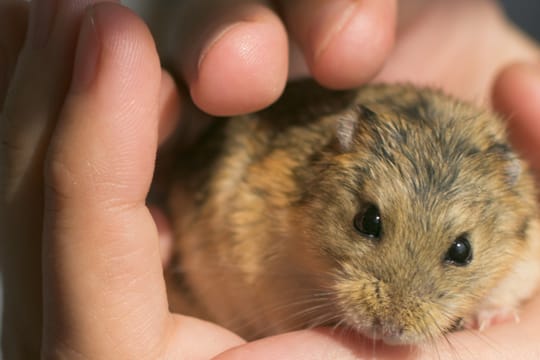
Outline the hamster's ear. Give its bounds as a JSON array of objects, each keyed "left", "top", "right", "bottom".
[
  {"left": 336, "top": 105, "right": 377, "bottom": 151},
  {"left": 487, "top": 143, "right": 522, "bottom": 186}
]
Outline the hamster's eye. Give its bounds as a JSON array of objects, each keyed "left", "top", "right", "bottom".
[
  {"left": 444, "top": 234, "right": 472, "bottom": 266},
  {"left": 353, "top": 204, "right": 381, "bottom": 238}
]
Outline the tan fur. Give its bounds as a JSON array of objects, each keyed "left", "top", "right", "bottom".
[{"left": 164, "top": 80, "right": 540, "bottom": 344}]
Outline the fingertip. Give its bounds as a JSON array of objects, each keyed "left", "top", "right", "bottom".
[
  {"left": 166, "top": 315, "right": 245, "bottom": 359},
  {"left": 189, "top": 19, "right": 288, "bottom": 116},
  {"left": 212, "top": 328, "right": 411, "bottom": 360},
  {"left": 492, "top": 62, "right": 540, "bottom": 117},
  {"left": 492, "top": 62, "right": 540, "bottom": 172},
  {"left": 313, "top": 0, "right": 396, "bottom": 88},
  {"left": 51, "top": 1, "right": 162, "bottom": 206},
  {"left": 281, "top": 0, "right": 396, "bottom": 89},
  {"left": 69, "top": 2, "right": 161, "bottom": 97}
]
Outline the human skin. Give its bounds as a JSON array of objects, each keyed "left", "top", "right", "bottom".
[{"left": 1, "top": 0, "right": 540, "bottom": 359}]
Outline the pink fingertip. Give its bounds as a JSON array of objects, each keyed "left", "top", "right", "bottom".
[
  {"left": 310, "top": 0, "right": 396, "bottom": 89},
  {"left": 190, "top": 20, "right": 288, "bottom": 116}
]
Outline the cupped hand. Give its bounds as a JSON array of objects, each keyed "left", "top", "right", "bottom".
[
  {"left": 2, "top": 0, "right": 540, "bottom": 359},
  {"left": 1, "top": 2, "right": 243, "bottom": 359}
]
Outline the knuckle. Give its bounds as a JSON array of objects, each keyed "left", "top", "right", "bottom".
[
  {"left": 44, "top": 151, "right": 81, "bottom": 204},
  {"left": 44, "top": 147, "right": 136, "bottom": 212}
]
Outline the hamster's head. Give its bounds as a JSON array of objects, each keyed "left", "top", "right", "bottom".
[{"left": 291, "top": 87, "right": 537, "bottom": 344}]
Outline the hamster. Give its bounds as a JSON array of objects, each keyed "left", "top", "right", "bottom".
[{"left": 164, "top": 79, "right": 540, "bottom": 345}]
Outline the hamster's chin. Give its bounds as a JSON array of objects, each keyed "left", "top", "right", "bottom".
[{"left": 353, "top": 324, "right": 424, "bottom": 346}]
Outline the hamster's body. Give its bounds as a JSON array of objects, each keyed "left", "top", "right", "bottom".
[{"left": 165, "top": 80, "right": 540, "bottom": 344}]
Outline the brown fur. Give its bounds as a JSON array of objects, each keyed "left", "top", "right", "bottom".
[{"left": 164, "top": 80, "right": 540, "bottom": 344}]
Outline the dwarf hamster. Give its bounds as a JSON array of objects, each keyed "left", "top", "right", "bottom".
[{"left": 164, "top": 79, "right": 540, "bottom": 345}]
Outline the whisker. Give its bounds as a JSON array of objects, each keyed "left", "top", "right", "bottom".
[
  {"left": 423, "top": 309, "right": 448, "bottom": 360},
  {"left": 330, "top": 316, "right": 349, "bottom": 336},
  {"left": 306, "top": 313, "right": 345, "bottom": 330},
  {"left": 222, "top": 291, "right": 338, "bottom": 338},
  {"left": 457, "top": 326, "right": 502, "bottom": 358},
  {"left": 371, "top": 327, "right": 378, "bottom": 360},
  {"left": 169, "top": 261, "right": 335, "bottom": 281},
  {"left": 245, "top": 302, "right": 338, "bottom": 338}
]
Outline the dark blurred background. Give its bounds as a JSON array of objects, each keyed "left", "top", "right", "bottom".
[{"left": 500, "top": 0, "right": 540, "bottom": 40}]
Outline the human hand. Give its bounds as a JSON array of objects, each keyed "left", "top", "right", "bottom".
[
  {"left": 148, "top": 0, "right": 538, "bottom": 117},
  {"left": 1, "top": 1, "right": 244, "bottom": 358},
  {"left": 494, "top": 63, "right": 540, "bottom": 182},
  {"left": 148, "top": 0, "right": 396, "bottom": 115},
  {"left": 2, "top": 1, "right": 540, "bottom": 359}
]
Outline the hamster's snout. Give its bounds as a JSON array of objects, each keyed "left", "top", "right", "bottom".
[
  {"left": 359, "top": 317, "right": 406, "bottom": 345},
  {"left": 355, "top": 313, "right": 423, "bottom": 345},
  {"left": 334, "top": 272, "right": 460, "bottom": 344},
  {"left": 352, "top": 309, "right": 449, "bottom": 344}
]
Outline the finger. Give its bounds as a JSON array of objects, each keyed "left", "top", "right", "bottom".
[
  {"left": 0, "top": 0, "right": 119, "bottom": 356},
  {"left": 492, "top": 62, "right": 540, "bottom": 178},
  {"left": 41, "top": 8, "right": 246, "bottom": 357},
  {"left": 277, "top": 0, "right": 397, "bottom": 89},
  {"left": 158, "top": 69, "right": 181, "bottom": 145},
  {"left": 2, "top": 0, "right": 120, "bottom": 196},
  {"left": 215, "top": 294, "right": 540, "bottom": 360},
  {"left": 154, "top": 0, "right": 288, "bottom": 116},
  {"left": 42, "top": 4, "right": 168, "bottom": 357},
  {"left": 165, "top": 314, "right": 246, "bottom": 359},
  {"left": 149, "top": 205, "right": 173, "bottom": 266},
  {"left": 0, "top": 0, "right": 28, "bottom": 106},
  {"left": 213, "top": 329, "right": 414, "bottom": 360}
]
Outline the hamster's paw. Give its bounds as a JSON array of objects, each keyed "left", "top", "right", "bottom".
[{"left": 465, "top": 308, "right": 520, "bottom": 331}]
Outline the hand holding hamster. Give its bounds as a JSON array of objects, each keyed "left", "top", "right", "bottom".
[
  {"left": 167, "top": 80, "right": 540, "bottom": 345},
  {"left": 3, "top": 0, "right": 540, "bottom": 359}
]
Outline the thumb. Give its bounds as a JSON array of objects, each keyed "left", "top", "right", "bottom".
[{"left": 42, "top": 3, "right": 169, "bottom": 357}]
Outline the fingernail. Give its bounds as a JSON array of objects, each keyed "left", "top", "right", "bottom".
[
  {"left": 70, "top": 7, "right": 101, "bottom": 93},
  {"left": 197, "top": 22, "right": 239, "bottom": 72},
  {"left": 313, "top": 1, "right": 358, "bottom": 60},
  {"left": 29, "top": 0, "right": 58, "bottom": 48}
]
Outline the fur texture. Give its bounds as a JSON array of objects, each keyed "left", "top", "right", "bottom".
[{"left": 164, "top": 80, "right": 540, "bottom": 344}]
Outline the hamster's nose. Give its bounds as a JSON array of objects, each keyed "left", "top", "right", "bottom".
[
  {"left": 381, "top": 330, "right": 405, "bottom": 345},
  {"left": 369, "top": 317, "right": 405, "bottom": 344}
]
